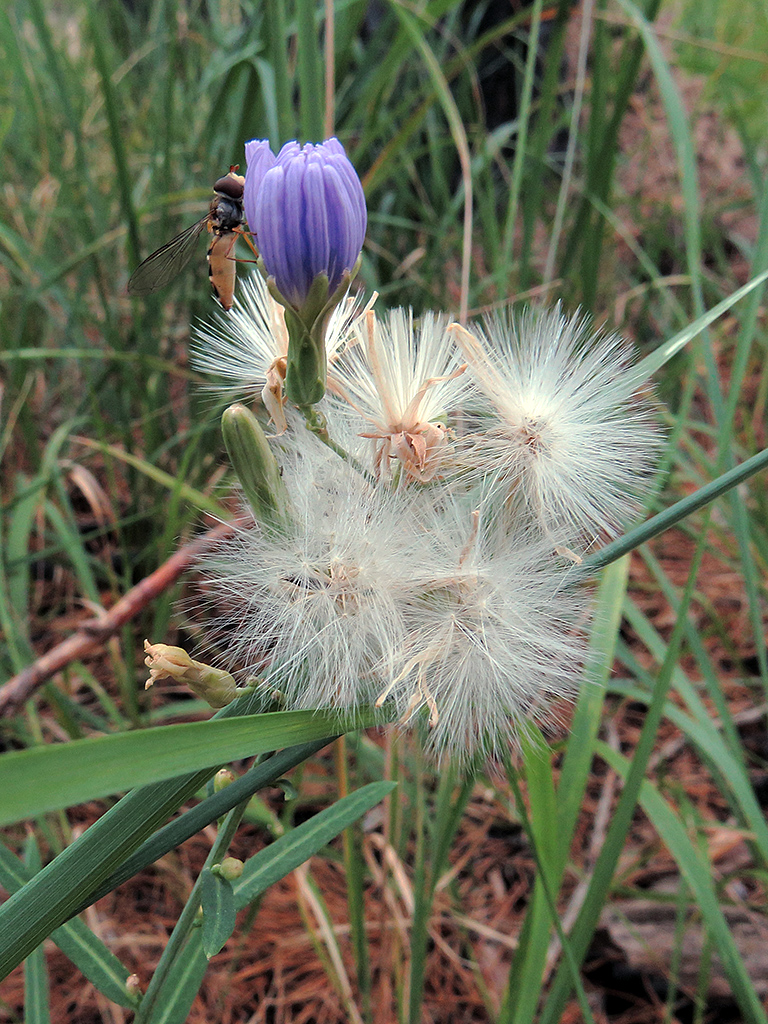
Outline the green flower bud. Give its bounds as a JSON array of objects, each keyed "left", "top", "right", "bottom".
[
  {"left": 277, "top": 260, "right": 361, "bottom": 407},
  {"left": 212, "top": 856, "right": 244, "bottom": 881},
  {"left": 221, "top": 403, "right": 292, "bottom": 535},
  {"left": 214, "top": 769, "right": 237, "bottom": 792},
  {"left": 125, "top": 974, "right": 142, "bottom": 1003}
]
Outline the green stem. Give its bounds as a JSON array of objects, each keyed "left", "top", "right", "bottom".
[
  {"left": 301, "top": 407, "right": 375, "bottom": 484},
  {"left": 134, "top": 797, "right": 250, "bottom": 1022},
  {"left": 334, "top": 736, "right": 371, "bottom": 1021},
  {"left": 407, "top": 743, "right": 428, "bottom": 1024}
]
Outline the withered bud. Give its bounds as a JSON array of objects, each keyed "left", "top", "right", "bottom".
[{"left": 143, "top": 641, "right": 239, "bottom": 708}]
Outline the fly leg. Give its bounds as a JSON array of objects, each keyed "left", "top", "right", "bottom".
[{"left": 229, "top": 225, "right": 260, "bottom": 263}]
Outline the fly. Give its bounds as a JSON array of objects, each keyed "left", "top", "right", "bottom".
[{"left": 127, "top": 167, "right": 249, "bottom": 310}]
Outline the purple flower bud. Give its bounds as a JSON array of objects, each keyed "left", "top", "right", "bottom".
[
  {"left": 243, "top": 140, "right": 276, "bottom": 229},
  {"left": 243, "top": 137, "right": 367, "bottom": 308}
]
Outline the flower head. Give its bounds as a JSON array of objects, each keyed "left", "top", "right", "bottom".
[
  {"left": 244, "top": 137, "right": 367, "bottom": 309},
  {"left": 376, "top": 502, "right": 586, "bottom": 763},
  {"left": 243, "top": 137, "right": 367, "bottom": 408},
  {"left": 453, "top": 307, "right": 661, "bottom": 546},
  {"left": 328, "top": 307, "right": 470, "bottom": 482},
  {"left": 201, "top": 434, "right": 421, "bottom": 712}
]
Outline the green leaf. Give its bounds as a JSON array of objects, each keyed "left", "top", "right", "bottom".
[
  {"left": 139, "top": 930, "right": 209, "bottom": 1024},
  {"left": 0, "top": 842, "right": 138, "bottom": 1008},
  {"left": 585, "top": 446, "right": 768, "bottom": 571},
  {"left": 53, "top": 918, "right": 139, "bottom": 1009},
  {"left": 200, "top": 868, "right": 237, "bottom": 959},
  {"left": 85, "top": 739, "right": 331, "bottom": 908},
  {"left": 137, "top": 782, "right": 395, "bottom": 1023},
  {"left": 0, "top": 690, "right": 341, "bottom": 979},
  {"left": 0, "top": 708, "right": 375, "bottom": 826},
  {"left": 635, "top": 268, "right": 768, "bottom": 380},
  {"left": 233, "top": 781, "right": 396, "bottom": 908},
  {"left": 23, "top": 838, "right": 50, "bottom": 1024}
]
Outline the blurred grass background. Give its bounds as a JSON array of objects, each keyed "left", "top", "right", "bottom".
[{"left": 1, "top": 0, "right": 768, "bottom": 1020}]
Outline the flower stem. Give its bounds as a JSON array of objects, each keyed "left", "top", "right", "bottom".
[
  {"left": 134, "top": 796, "right": 250, "bottom": 1022},
  {"left": 301, "top": 406, "right": 375, "bottom": 484}
]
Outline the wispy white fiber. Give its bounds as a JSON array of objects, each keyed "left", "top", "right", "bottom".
[
  {"left": 453, "top": 307, "right": 662, "bottom": 545},
  {"left": 201, "top": 435, "right": 423, "bottom": 712},
  {"left": 186, "top": 297, "right": 666, "bottom": 763},
  {"left": 191, "top": 271, "right": 289, "bottom": 397},
  {"left": 192, "top": 272, "right": 369, "bottom": 430},
  {"left": 378, "top": 500, "right": 586, "bottom": 762},
  {"left": 328, "top": 307, "right": 471, "bottom": 481}
]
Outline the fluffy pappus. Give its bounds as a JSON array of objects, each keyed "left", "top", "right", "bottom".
[
  {"left": 452, "top": 307, "right": 663, "bottom": 549},
  {"left": 199, "top": 436, "right": 424, "bottom": 713},
  {"left": 376, "top": 500, "right": 588, "bottom": 762},
  {"left": 327, "top": 307, "right": 471, "bottom": 483}
]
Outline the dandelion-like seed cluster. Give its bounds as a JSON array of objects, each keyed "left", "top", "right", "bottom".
[{"left": 191, "top": 272, "right": 660, "bottom": 762}]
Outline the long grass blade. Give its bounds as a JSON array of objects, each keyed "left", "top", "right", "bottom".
[
  {"left": 297, "top": 0, "right": 323, "bottom": 141},
  {"left": 598, "top": 741, "right": 768, "bottom": 1024},
  {"left": 540, "top": 497, "right": 713, "bottom": 1022},
  {"left": 22, "top": 838, "right": 50, "bottom": 1024},
  {"left": 0, "top": 690, "right": 334, "bottom": 978},
  {"left": 0, "top": 708, "right": 377, "bottom": 826},
  {"left": 636, "top": 269, "right": 768, "bottom": 378},
  {"left": 0, "top": 842, "right": 138, "bottom": 1008},
  {"left": 500, "top": 557, "right": 629, "bottom": 1024},
  {"left": 585, "top": 446, "right": 768, "bottom": 570}
]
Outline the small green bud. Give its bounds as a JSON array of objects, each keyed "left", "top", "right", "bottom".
[
  {"left": 221, "top": 404, "right": 292, "bottom": 535},
  {"left": 212, "top": 856, "right": 244, "bottom": 881},
  {"left": 214, "top": 769, "right": 237, "bottom": 792},
  {"left": 125, "top": 974, "right": 142, "bottom": 1003}
]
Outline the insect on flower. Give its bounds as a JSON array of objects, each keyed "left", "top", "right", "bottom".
[{"left": 127, "top": 167, "right": 254, "bottom": 310}]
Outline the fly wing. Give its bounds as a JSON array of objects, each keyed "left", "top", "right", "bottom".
[{"left": 127, "top": 217, "right": 209, "bottom": 297}]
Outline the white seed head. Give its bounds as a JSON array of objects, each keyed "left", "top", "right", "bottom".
[
  {"left": 187, "top": 298, "right": 667, "bottom": 765},
  {"left": 328, "top": 307, "right": 471, "bottom": 482},
  {"left": 453, "top": 306, "right": 662, "bottom": 546},
  {"left": 377, "top": 500, "right": 587, "bottom": 763},
  {"left": 200, "top": 438, "right": 423, "bottom": 712}
]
